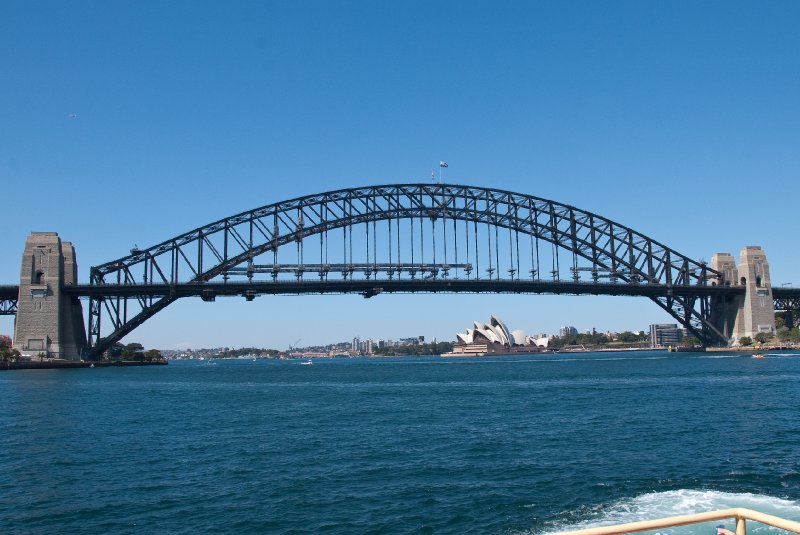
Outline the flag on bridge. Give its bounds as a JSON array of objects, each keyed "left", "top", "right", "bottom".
[{"left": 439, "top": 161, "right": 448, "bottom": 168}]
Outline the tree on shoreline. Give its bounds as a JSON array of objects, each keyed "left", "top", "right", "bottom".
[
  {"left": 372, "top": 341, "right": 454, "bottom": 356},
  {"left": 0, "top": 335, "right": 21, "bottom": 362}
]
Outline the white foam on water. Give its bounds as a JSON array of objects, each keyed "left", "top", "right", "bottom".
[
  {"left": 541, "top": 489, "right": 800, "bottom": 535},
  {"left": 692, "top": 354, "right": 749, "bottom": 359}
]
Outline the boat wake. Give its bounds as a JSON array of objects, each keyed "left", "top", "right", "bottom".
[{"left": 543, "top": 490, "right": 800, "bottom": 535}]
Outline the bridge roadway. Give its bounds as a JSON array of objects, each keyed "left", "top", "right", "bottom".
[
  {"left": 62, "top": 280, "right": 748, "bottom": 299},
  {"left": 2, "top": 281, "right": 799, "bottom": 299},
  {"left": 0, "top": 285, "right": 17, "bottom": 299},
  {"left": 4, "top": 282, "right": 799, "bottom": 311}
]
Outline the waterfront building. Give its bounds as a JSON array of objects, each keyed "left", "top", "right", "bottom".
[
  {"left": 446, "top": 315, "right": 543, "bottom": 356},
  {"left": 649, "top": 323, "right": 683, "bottom": 348}
]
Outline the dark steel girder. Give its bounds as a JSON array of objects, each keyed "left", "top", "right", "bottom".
[
  {"left": 67, "top": 280, "right": 744, "bottom": 299},
  {"left": 773, "top": 287, "right": 800, "bottom": 312}
]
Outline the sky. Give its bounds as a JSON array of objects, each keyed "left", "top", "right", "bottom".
[{"left": 1, "top": 1, "right": 799, "bottom": 350}]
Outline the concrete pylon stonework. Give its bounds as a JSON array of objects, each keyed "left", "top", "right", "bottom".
[
  {"left": 732, "top": 246, "right": 776, "bottom": 342},
  {"left": 13, "top": 232, "right": 87, "bottom": 359},
  {"left": 709, "top": 246, "right": 776, "bottom": 345}
]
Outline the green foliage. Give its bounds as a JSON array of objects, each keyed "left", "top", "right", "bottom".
[
  {"left": 114, "top": 342, "right": 168, "bottom": 361},
  {"left": 680, "top": 336, "right": 702, "bottom": 347},
  {"left": 215, "top": 347, "right": 280, "bottom": 358},
  {"left": 777, "top": 328, "right": 800, "bottom": 343},
  {"left": 372, "top": 341, "right": 454, "bottom": 356},
  {"left": 121, "top": 342, "right": 144, "bottom": 360},
  {"left": 754, "top": 333, "right": 770, "bottom": 344},
  {"left": 616, "top": 331, "right": 648, "bottom": 343},
  {"left": 0, "top": 336, "right": 21, "bottom": 361},
  {"left": 548, "top": 332, "right": 610, "bottom": 349},
  {"left": 143, "top": 349, "right": 163, "bottom": 361},
  {"left": 739, "top": 336, "right": 752, "bottom": 347}
]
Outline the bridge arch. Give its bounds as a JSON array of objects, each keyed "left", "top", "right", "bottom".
[{"left": 86, "top": 184, "right": 727, "bottom": 357}]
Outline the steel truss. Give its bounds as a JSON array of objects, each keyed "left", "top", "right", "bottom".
[
  {"left": 86, "top": 184, "right": 739, "bottom": 357},
  {"left": 0, "top": 299, "right": 16, "bottom": 315},
  {"left": 0, "top": 285, "right": 18, "bottom": 316},
  {"left": 773, "top": 288, "right": 800, "bottom": 329}
]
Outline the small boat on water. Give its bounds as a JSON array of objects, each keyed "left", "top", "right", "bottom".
[
  {"left": 752, "top": 354, "right": 765, "bottom": 359},
  {"left": 299, "top": 360, "right": 313, "bottom": 365}
]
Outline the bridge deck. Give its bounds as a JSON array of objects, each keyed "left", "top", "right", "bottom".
[
  {"left": 3, "top": 282, "right": 798, "bottom": 300},
  {"left": 0, "top": 285, "right": 18, "bottom": 299},
  {"left": 63, "top": 280, "right": 748, "bottom": 298}
]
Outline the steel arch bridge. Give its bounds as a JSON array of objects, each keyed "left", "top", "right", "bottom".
[{"left": 63, "top": 183, "right": 756, "bottom": 358}]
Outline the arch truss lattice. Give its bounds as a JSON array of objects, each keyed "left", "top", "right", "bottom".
[{"left": 86, "top": 184, "right": 732, "bottom": 357}]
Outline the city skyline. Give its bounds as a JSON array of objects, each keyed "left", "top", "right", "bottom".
[
  {"left": 2, "top": 2, "right": 799, "bottom": 349},
  {"left": 131, "top": 317, "right": 654, "bottom": 352}
]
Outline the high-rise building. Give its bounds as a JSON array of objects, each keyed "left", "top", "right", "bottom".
[
  {"left": 352, "top": 337, "right": 359, "bottom": 351},
  {"left": 559, "top": 326, "right": 578, "bottom": 337}
]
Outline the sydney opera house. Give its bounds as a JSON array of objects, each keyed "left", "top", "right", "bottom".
[{"left": 444, "top": 315, "right": 545, "bottom": 356}]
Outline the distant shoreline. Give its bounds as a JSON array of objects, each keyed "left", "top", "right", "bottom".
[{"left": 442, "top": 346, "right": 668, "bottom": 357}]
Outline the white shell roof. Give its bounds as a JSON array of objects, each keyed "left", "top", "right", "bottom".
[{"left": 456, "top": 315, "right": 528, "bottom": 347}]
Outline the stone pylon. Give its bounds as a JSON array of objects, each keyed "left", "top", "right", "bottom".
[
  {"left": 13, "top": 232, "right": 87, "bottom": 359},
  {"left": 732, "top": 246, "right": 775, "bottom": 341},
  {"left": 709, "top": 246, "right": 776, "bottom": 345}
]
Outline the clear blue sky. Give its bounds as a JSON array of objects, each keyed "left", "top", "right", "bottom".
[{"left": 2, "top": 1, "right": 798, "bottom": 349}]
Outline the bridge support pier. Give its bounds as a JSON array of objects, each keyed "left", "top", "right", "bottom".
[
  {"left": 13, "top": 232, "right": 87, "bottom": 360},
  {"left": 710, "top": 246, "right": 776, "bottom": 345}
]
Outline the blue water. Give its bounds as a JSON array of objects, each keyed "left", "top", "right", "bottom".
[{"left": 2, "top": 351, "right": 800, "bottom": 534}]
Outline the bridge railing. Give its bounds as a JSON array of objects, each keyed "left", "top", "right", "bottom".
[{"left": 552, "top": 508, "right": 800, "bottom": 535}]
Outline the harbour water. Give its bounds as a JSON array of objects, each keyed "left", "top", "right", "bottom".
[{"left": 2, "top": 351, "right": 800, "bottom": 534}]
